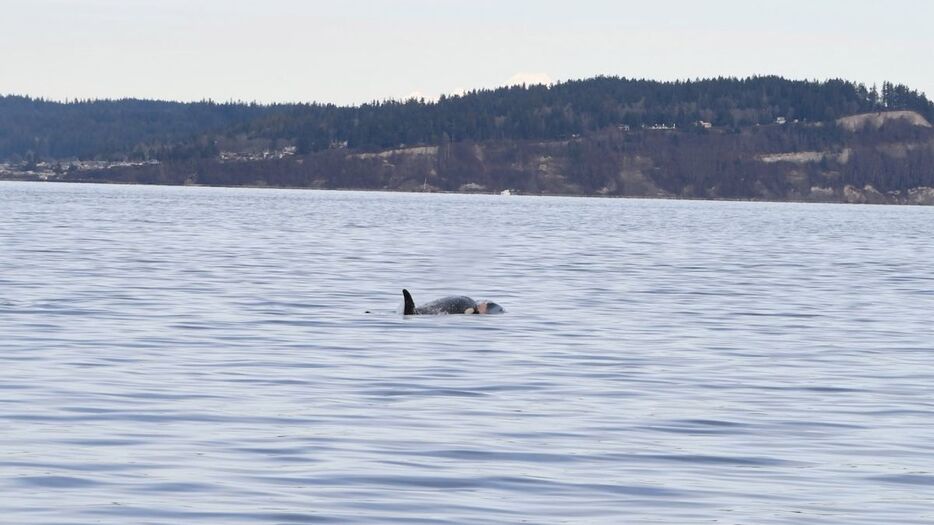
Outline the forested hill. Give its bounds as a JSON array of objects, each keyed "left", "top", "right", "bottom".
[
  {"left": 0, "top": 98, "right": 281, "bottom": 161},
  {"left": 2, "top": 76, "right": 932, "bottom": 162}
]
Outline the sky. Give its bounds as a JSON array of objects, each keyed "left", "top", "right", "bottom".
[{"left": 2, "top": 0, "right": 932, "bottom": 105}]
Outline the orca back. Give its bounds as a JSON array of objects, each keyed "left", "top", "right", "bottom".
[
  {"left": 403, "top": 289, "right": 480, "bottom": 315},
  {"left": 416, "top": 296, "right": 478, "bottom": 315}
]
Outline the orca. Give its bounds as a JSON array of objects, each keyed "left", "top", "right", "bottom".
[{"left": 403, "top": 289, "right": 505, "bottom": 315}]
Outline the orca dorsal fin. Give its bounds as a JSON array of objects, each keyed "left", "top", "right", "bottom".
[{"left": 402, "top": 289, "right": 416, "bottom": 315}]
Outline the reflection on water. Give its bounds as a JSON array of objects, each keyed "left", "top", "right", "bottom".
[{"left": 1, "top": 181, "right": 933, "bottom": 524}]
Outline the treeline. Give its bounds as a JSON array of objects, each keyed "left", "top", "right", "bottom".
[
  {"left": 0, "top": 98, "right": 282, "bottom": 161},
  {"left": 2, "top": 76, "right": 932, "bottom": 162},
  {"left": 276, "top": 78, "right": 934, "bottom": 152}
]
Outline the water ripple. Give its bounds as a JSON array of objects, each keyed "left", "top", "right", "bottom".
[{"left": 2, "top": 182, "right": 933, "bottom": 524}]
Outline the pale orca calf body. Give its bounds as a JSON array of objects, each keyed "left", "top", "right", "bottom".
[{"left": 403, "top": 289, "right": 505, "bottom": 315}]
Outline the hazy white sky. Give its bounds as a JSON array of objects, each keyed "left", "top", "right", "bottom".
[{"left": 2, "top": 0, "right": 932, "bottom": 105}]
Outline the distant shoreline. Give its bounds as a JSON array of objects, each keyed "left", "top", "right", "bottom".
[
  {"left": 3, "top": 77, "right": 934, "bottom": 206},
  {"left": 4, "top": 177, "right": 931, "bottom": 207}
]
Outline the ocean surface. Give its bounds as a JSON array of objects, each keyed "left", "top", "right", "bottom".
[{"left": 2, "top": 181, "right": 933, "bottom": 524}]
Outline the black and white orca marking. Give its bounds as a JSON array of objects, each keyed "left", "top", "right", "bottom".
[{"left": 402, "top": 289, "right": 505, "bottom": 315}]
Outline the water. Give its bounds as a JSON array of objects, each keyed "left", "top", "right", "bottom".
[{"left": 2, "top": 181, "right": 933, "bottom": 524}]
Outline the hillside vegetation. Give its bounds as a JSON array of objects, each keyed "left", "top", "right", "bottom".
[{"left": 2, "top": 76, "right": 934, "bottom": 204}]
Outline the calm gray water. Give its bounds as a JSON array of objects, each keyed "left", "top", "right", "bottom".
[{"left": 2, "top": 181, "right": 933, "bottom": 524}]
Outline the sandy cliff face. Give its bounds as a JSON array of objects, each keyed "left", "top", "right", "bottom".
[{"left": 836, "top": 111, "right": 931, "bottom": 132}]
